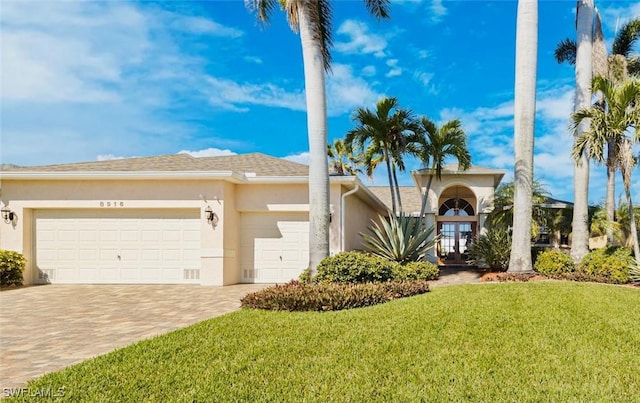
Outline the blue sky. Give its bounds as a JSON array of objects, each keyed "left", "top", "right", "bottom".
[{"left": 1, "top": 0, "right": 639, "bottom": 204}]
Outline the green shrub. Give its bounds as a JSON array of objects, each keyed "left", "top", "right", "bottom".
[
  {"left": 577, "top": 247, "right": 634, "bottom": 284},
  {"left": 393, "top": 261, "right": 439, "bottom": 281},
  {"left": 240, "top": 280, "right": 430, "bottom": 311},
  {"left": 467, "top": 227, "right": 511, "bottom": 271},
  {"left": 533, "top": 249, "right": 574, "bottom": 276},
  {"left": 314, "top": 251, "right": 399, "bottom": 284},
  {"left": 0, "top": 249, "right": 26, "bottom": 286},
  {"left": 298, "top": 268, "right": 312, "bottom": 284},
  {"left": 361, "top": 212, "right": 438, "bottom": 263}
]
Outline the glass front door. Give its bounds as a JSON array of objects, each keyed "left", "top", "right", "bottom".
[{"left": 438, "top": 222, "right": 474, "bottom": 264}]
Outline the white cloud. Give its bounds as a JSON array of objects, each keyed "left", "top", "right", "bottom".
[
  {"left": 244, "top": 56, "right": 263, "bottom": 64},
  {"left": 327, "top": 64, "right": 382, "bottom": 116},
  {"left": 429, "top": 0, "right": 448, "bottom": 24},
  {"left": 414, "top": 71, "right": 434, "bottom": 87},
  {"left": 361, "top": 65, "right": 376, "bottom": 77},
  {"left": 97, "top": 154, "right": 128, "bottom": 161},
  {"left": 335, "top": 20, "right": 387, "bottom": 58},
  {"left": 385, "top": 59, "right": 402, "bottom": 78},
  {"left": 178, "top": 148, "right": 237, "bottom": 158},
  {"left": 204, "top": 77, "right": 306, "bottom": 112},
  {"left": 170, "top": 16, "right": 243, "bottom": 37},
  {"left": 283, "top": 152, "right": 309, "bottom": 165}
]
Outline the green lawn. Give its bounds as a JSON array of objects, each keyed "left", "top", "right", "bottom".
[{"left": 11, "top": 282, "right": 640, "bottom": 402}]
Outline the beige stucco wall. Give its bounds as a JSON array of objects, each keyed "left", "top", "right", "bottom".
[
  {"left": 423, "top": 175, "right": 497, "bottom": 215},
  {"left": 1, "top": 177, "right": 385, "bottom": 285}
]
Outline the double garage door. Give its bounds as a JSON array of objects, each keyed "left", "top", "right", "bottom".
[{"left": 34, "top": 209, "right": 201, "bottom": 284}]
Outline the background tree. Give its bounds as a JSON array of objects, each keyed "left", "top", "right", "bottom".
[
  {"left": 572, "top": 76, "right": 640, "bottom": 265},
  {"left": 245, "top": 0, "right": 390, "bottom": 272},
  {"left": 345, "top": 97, "right": 420, "bottom": 214},
  {"left": 555, "top": 16, "right": 640, "bottom": 246},
  {"left": 327, "top": 139, "right": 362, "bottom": 175},
  {"left": 488, "top": 181, "right": 551, "bottom": 238},
  {"left": 415, "top": 117, "right": 471, "bottom": 219},
  {"left": 508, "top": 0, "right": 538, "bottom": 273}
]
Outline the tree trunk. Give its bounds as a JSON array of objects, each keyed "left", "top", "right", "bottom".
[
  {"left": 298, "top": 4, "right": 330, "bottom": 273},
  {"left": 391, "top": 162, "right": 403, "bottom": 213},
  {"left": 605, "top": 142, "right": 616, "bottom": 245},
  {"left": 508, "top": 0, "right": 537, "bottom": 273},
  {"left": 570, "top": 0, "right": 594, "bottom": 264},
  {"left": 625, "top": 190, "right": 640, "bottom": 266},
  {"left": 383, "top": 148, "right": 397, "bottom": 214},
  {"left": 418, "top": 167, "right": 435, "bottom": 219}
]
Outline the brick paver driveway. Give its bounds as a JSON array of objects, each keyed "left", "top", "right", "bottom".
[{"left": 0, "top": 284, "right": 268, "bottom": 391}]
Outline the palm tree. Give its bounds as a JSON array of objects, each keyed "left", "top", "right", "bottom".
[
  {"left": 508, "top": 0, "right": 538, "bottom": 273},
  {"left": 345, "top": 97, "right": 420, "bottom": 214},
  {"left": 488, "top": 180, "right": 551, "bottom": 237},
  {"left": 245, "top": 0, "right": 390, "bottom": 272},
  {"left": 416, "top": 117, "right": 471, "bottom": 219},
  {"left": 571, "top": 76, "right": 640, "bottom": 264},
  {"left": 327, "top": 139, "right": 362, "bottom": 175},
  {"left": 567, "top": 0, "right": 594, "bottom": 264},
  {"left": 555, "top": 16, "right": 640, "bottom": 246}
]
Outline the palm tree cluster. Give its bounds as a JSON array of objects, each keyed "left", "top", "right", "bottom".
[
  {"left": 333, "top": 96, "right": 471, "bottom": 217},
  {"left": 555, "top": 10, "right": 640, "bottom": 264}
]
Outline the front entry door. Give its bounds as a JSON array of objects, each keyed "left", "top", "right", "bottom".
[{"left": 438, "top": 222, "right": 474, "bottom": 264}]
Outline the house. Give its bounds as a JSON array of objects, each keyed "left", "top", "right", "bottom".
[
  {"left": 0, "top": 153, "right": 387, "bottom": 286},
  {"left": 0, "top": 153, "right": 512, "bottom": 285}
]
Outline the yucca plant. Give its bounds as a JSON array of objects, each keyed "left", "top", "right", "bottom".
[{"left": 361, "top": 212, "right": 438, "bottom": 263}]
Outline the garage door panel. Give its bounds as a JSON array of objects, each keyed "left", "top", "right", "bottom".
[
  {"left": 240, "top": 212, "right": 308, "bottom": 283},
  {"left": 35, "top": 209, "right": 201, "bottom": 284}
]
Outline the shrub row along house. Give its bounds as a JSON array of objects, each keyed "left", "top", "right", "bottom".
[{"left": 0, "top": 152, "right": 527, "bottom": 286}]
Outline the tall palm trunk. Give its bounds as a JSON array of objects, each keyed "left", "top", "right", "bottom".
[
  {"left": 570, "top": 0, "right": 594, "bottom": 264},
  {"left": 298, "top": 4, "right": 329, "bottom": 273},
  {"left": 418, "top": 167, "right": 435, "bottom": 219},
  {"left": 383, "top": 147, "right": 397, "bottom": 214},
  {"left": 391, "top": 162, "right": 403, "bottom": 213},
  {"left": 593, "top": 10, "right": 616, "bottom": 246},
  {"left": 605, "top": 146, "right": 616, "bottom": 244},
  {"left": 509, "top": 0, "right": 538, "bottom": 273}
]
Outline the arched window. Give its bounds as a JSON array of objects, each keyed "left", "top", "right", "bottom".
[{"left": 439, "top": 198, "right": 474, "bottom": 216}]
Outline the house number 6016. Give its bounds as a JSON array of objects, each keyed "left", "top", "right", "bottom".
[{"left": 100, "top": 201, "right": 125, "bottom": 207}]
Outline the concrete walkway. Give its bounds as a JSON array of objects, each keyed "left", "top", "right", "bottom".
[{"left": 0, "top": 284, "right": 268, "bottom": 392}]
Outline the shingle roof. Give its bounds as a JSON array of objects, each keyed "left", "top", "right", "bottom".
[
  {"left": 3, "top": 153, "right": 309, "bottom": 177},
  {"left": 367, "top": 186, "right": 423, "bottom": 214}
]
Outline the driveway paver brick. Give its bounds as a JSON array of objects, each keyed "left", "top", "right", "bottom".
[{"left": 0, "top": 284, "right": 268, "bottom": 391}]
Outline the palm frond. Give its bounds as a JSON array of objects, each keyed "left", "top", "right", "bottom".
[
  {"left": 554, "top": 38, "right": 576, "bottom": 65},
  {"left": 612, "top": 18, "right": 640, "bottom": 58},
  {"left": 364, "top": 0, "right": 391, "bottom": 20},
  {"left": 245, "top": 0, "right": 278, "bottom": 24}
]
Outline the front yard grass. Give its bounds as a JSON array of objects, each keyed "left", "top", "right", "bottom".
[{"left": 10, "top": 281, "right": 640, "bottom": 401}]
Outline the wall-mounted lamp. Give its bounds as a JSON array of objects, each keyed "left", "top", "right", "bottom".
[
  {"left": 1, "top": 207, "right": 15, "bottom": 224},
  {"left": 205, "top": 206, "right": 219, "bottom": 227}
]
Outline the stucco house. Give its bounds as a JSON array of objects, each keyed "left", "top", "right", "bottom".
[
  {"left": 0, "top": 153, "right": 507, "bottom": 285},
  {"left": 0, "top": 153, "right": 387, "bottom": 286}
]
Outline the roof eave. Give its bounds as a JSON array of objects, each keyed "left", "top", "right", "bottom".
[{"left": 0, "top": 171, "right": 247, "bottom": 183}]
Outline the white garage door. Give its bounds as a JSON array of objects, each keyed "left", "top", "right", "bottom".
[
  {"left": 34, "top": 209, "right": 201, "bottom": 284},
  {"left": 240, "top": 212, "right": 309, "bottom": 283}
]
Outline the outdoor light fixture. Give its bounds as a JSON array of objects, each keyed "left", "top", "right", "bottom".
[
  {"left": 205, "top": 206, "right": 218, "bottom": 227},
  {"left": 1, "top": 207, "right": 15, "bottom": 224}
]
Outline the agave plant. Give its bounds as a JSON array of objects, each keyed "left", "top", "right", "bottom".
[{"left": 361, "top": 212, "right": 438, "bottom": 263}]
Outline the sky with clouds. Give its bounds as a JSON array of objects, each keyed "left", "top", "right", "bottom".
[{"left": 1, "top": 0, "right": 639, "bottom": 205}]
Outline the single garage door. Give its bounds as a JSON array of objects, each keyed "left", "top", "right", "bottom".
[
  {"left": 240, "top": 212, "right": 309, "bottom": 283},
  {"left": 34, "top": 209, "right": 201, "bottom": 284}
]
